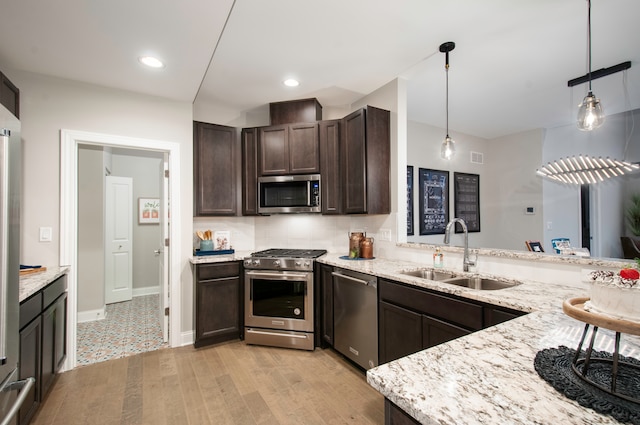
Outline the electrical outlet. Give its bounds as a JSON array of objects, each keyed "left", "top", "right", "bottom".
[
  {"left": 379, "top": 228, "right": 392, "bottom": 241},
  {"left": 39, "top": 227, "right": 52, "bottom": 242}
]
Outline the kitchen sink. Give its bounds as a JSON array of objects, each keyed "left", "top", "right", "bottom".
[
  {"left": 400, "top": 269, "right": 458, "bottom": 281},
  {"left": 442, "top": 276, "right": 520, "bottom": 290}
]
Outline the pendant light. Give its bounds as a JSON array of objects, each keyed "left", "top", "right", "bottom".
[
  {"left": 576, "top": 0, "right": 605, "bottom": 131},
  {"left": 439, "top": 42, "right": 456, "bottom": 160}
]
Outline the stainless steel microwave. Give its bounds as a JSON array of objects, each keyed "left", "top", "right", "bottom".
[{"left": 258, "top": 174, "right": 321, "bottom": 214}]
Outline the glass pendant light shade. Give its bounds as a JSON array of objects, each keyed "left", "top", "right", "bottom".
[
  {"left": 577, "top": 91, "right": 605, "bottom": 131},
  {"left": 441, "top": 135, "right": 455, "bottom": 160}
]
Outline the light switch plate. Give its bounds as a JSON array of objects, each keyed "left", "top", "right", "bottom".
[
  {"left": 39, "top": 227, "right": 52, "bottom": 242},
  {"left": 379, "top": 228, "right": 392, "bottom": 241}
]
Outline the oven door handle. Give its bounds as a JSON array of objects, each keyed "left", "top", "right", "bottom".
[{"left": 245, "top": 270, "right": 310, "bottom": 280}]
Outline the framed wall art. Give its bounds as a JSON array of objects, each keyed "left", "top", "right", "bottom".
[
  {"left": 138, "top": 198, "right": 160, "bottom": 224},
  {"left": 407, "top": 165, "right": 414, "bottom": 235},
  {"left": 418, "top": 168, "right": 449, "bottom": 235},
  {"left": 454, "top": 172, "right": 480, "bottom": 233}
]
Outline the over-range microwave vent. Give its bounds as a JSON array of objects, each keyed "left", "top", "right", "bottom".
[{"left": 470, "top": 151, "right": 484, "bottom": 164}]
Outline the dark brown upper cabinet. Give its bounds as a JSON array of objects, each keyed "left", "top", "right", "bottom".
[
  {"left": 193, "top": 121, "right": 240, "bottom": 216},
  {"left": 0, "top": 70, "right": 19, "bottom": 118},
  {"left": 258, "top": 122, "right": 320, "bottom": 176},
  {"left": 319, "top": 120, "right": 342, "bottom": 214},
  {"left": 341, "top": 106, "right": 391, "bottom": 214},
  {"left": 241, "top": 127, "right": 258, "bottom": 216},
  {"left": 270, "top": 98, "right": 322, "bottom": 125}
]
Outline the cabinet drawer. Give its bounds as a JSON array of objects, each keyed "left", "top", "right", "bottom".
[
  {"left": 379, "top": 279, "right": 482, "bottom": 331},
  {"left": 20, "top": 292, "right": 42, "bottom": 330},
  {"left": 197, "top": 262, "right": 240, "bottom": 281},
  {"left": 43, "top": 275, "right": 67, "bottom": 308}
]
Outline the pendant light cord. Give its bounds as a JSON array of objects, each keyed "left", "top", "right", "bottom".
[
  {"left": 445, "top": 53, "right": 450, "bottom": 137},
  {"left": 587, "top": 0, "right": 592, "bottom": 92}
]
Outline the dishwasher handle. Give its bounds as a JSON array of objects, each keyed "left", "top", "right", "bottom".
[{"left": 331, "top": 271, "right": 377, "bottom": 288}]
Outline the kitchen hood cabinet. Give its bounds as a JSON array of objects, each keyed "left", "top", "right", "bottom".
[
  {"left": 258, "top": 122, "right": 319, "bottom": 176},
  {"left": 319, "top": 120, "right": 342, "bottom": 214},
  {"left": 193, "top": 122, "right": 240, "bottom": 216},
  {"left": 341, "top": 106, "right": 390, "bottom": 214},
  {"left": 269, "top": 98, "right": 322, "bottom": 126},
  {"left": 241, "top": 128, "right": 258, "bottom": 216}
]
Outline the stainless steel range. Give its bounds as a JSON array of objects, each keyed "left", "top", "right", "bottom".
[{"left": 244, "top": 249, "right": 326, "bottom": 351}]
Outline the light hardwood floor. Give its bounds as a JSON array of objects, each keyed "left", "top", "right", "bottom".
[{"left": 31, "top": 341, "right": 385, "bottom": 425}]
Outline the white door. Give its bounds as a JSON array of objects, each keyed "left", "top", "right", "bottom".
[
  {"left": 105, "top": 176, "right": 133, "bottom": 304},
  {"left": 158, "top": 156, "right": 170, "bottom": 342}
]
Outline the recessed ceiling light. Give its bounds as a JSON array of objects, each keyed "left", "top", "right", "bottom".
[
  {"left": 283, "top": 78, "right": 299, "bottom": 87},
  {"left": 139, "top": 56, "right": 165, "bottom": 69}
]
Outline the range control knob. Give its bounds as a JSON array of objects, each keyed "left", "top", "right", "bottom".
[
  {"left": 273, "top": 260, "right": 281, "bottom": 268},
  {"left": 252, "top": 259, "right": 260, "bottom": 267}
]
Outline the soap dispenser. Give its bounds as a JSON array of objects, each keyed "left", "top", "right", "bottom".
[{"left": 433, "top": 247, "right": 443, "bottom": 268}]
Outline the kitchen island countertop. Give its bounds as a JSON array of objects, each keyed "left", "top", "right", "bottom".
[{"left": 318, "top": 253, "right": 640, "bottom": 424}]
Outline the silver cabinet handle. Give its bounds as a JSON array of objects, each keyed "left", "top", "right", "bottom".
[
  {"left": 331, "top": 271, "right": 372, "bottom": 286},
  {"left": 0, "top": 377, "right": 35, "bottom": 425}
]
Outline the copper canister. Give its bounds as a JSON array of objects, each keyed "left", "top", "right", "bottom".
[
  {"left": 349, "top": 232, "right": 365, "bottom": 258},
  {"left": 360, "top": 237, "right": 374, "bottom": 259}
]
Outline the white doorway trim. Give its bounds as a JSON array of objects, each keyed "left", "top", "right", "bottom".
[{"left": 60, "top": 129, "right": 182, "bottom": 371}]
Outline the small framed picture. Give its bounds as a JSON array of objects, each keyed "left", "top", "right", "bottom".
[
  {"left": 139, "top": 198, "right": 160, "bottom": 224},
  {"left": 526, "top": 241, "right": 544, "bottom": 253},
  {"left": 214, "top": 230, "right": 231, "bottom": 250}
]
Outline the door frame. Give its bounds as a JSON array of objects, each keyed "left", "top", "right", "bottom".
[{"left": 60, "top": 129, "right": 182, "bottom": 371}]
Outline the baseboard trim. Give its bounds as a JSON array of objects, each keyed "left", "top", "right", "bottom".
[
  {"left": 77, "top": 307, "right": 106, "bottom": 323},
  {"left": 133, "top": 286, "right": 160, "bottom": 297},
  {"left": 181, "top": 331, "right": 194, "bottom": 347}
]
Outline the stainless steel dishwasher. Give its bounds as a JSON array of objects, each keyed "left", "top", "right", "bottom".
[{"left": 332, "top": 268, "right": 378, "bottom": 370}]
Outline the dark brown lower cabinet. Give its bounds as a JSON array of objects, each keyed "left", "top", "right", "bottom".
[
  {"left": 194, "top": 261, "right": 243, "bottom": 348},
  {"left": 379, "top": 301, "right": 422, "bottom": 363},
  {"left": 19, "top": 275, "right": 67, "bottom": 425},
  {"left": 18, "top": 316, "right": 41, "bottom": 425},
  {"left": 378, "top": 278, "right": 525, "bottom": 364},
  {"left": 385, "top": 399, "right": 421, "bottom": 425},
  {"left": 319, "top": 263, "right": 334, "bottom": 347}
]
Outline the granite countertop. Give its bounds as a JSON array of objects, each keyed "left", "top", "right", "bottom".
[
  {"left": 317, "top": 253, "right": 639, "bottom": 424},
  {"left": 20, "top": 266, "right": 69, "bottom": 302},
  {"left": 189, "top": 250, "right": 252, "bottom": 265}
]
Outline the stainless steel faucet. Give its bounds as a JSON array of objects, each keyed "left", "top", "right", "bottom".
[{"left": 444, "top": 218, "right": 476, "bottom": 272}]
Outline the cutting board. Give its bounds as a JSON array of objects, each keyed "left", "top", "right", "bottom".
[{"left": 19, "top": 267, "right": 47, "bottom": 276}]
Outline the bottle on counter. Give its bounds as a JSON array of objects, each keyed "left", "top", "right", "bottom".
[{"left": 433, "top": 247, "right": 443, "bottom": 268}]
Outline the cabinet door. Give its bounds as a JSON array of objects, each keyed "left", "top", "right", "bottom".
[
  {"left": 483, "top": 306, "right": 524, "bottom": 328},
  {"left": 342, "top": 109, "right": 367, "bottom": 213},
  {"left": 319, "top": 120, "right": 341, "bottom": 214},
  {"left": 259, "top": 125, "right": 289, "bottom": 175},
  {"left": 422, "top": 314, "right": 471, "bottom": 349},
  {"left": 19, "top": 318, "right": 41, "bottom": 425},
  {"left": 193, "top": 122, "right": 238, "bottom": 216},
  {"left": 195, "top": 263, "right": 242, "bottom": 348},
  {"left": 53, "top": 294, "right": 68, "bottom": 373},
  {"left": 379, "top": 301, "right": 423, "bottom": 364},
  {"left": 319, "top": 264, "right": 334, "bottom": 346},
  {"left": 384, "top": 399, "right": 421, "bottom": 425},
  {"left": 288, "top": 123, "right": 319, "bottom": 174},
  {"left": 41, "top": 301, "right": 57, "bottom": 398},
  {"left": 241, "top": 128, "right": 258, "bottom": 215}
]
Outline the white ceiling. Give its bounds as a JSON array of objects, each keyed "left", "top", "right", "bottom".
[{"left": 1, "top": 0, "right": 638, "bottom": 139}]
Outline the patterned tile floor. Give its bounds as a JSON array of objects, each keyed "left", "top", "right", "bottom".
[{"left": 76, "top": 294, "right": 168, "bottom": 367}]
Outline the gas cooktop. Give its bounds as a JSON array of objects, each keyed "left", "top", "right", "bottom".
[{"left": 250, "top": 249, "right": 327, "bottom": 259}]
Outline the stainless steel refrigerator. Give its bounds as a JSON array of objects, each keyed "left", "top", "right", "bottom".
[{"left": 0, "top": 104, "right": 34, "bottom": 425}]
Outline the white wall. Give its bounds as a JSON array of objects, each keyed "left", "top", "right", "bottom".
[
  {"left": 485, "top": 129, "right": 544, "bottom": 251},
  {"left": 77, "top": 146, "right": 105, "bottom": 312},
  {"left": 12, "top": 71, "right": 194, "bottom": 334}
]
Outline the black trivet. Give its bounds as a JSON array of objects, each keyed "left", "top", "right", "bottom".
[{"left": 534, "top": 346, "right": 640, "bottom": 424}]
